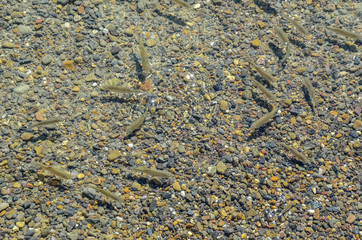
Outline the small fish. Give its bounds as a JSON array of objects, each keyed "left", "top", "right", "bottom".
[
  {"left": 280, "top": 42, "right": 291, "bottom": 64},
  {"left": 250, "top": 105, "right": 278, "bottom": 131},
  {"left": 171, "top": 0, "right": 192, "bottom": 8},
  {"left": 35, "top": 162, "right": 72, "bottom": 179},
  {"left": 281, "top": 13, "right": 309, "bottom": 35},
  {"left": 249, "top": 58, "right": 277, "bottom": 85},
  {"left": 133, "top": 166, "right": 173, "bottom": 178},
  {"left": 89, "top": 185, "right": 122, "bottom": 203},
  {"left": 302, "top": 77, "right": 317, "bottom": 108},
  {"left": 125, "top": 111, "right": 148, "bottom": 136},
  {"left": 279, "top": 200, "right": 295, "bottom": 216},
  {"left": 250, "top": 77, "right": 276, "bottom": 101},
  {"left": 279, "top": 142, "right": 310, "bottom": 163},
  {"left": 275, "top": 26, "right": 290, "bottom": 43},
  {"left": 137, "top": 38, "right": 151, "bottom": 75},
  {"left": 325, "top": 26, "right": 362, "bottom": 40},
  {"left": 31, "top": 117, "right": 64, "bottom": 128},
  {"left": 274, "top": 26, "right": 291, "bottom": 63},
  {"left": 101, "top": 85, "right": 141, "bottom": 94}
]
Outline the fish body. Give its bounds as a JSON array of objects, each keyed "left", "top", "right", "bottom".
[
  {"left": 302, "top": 77, "right": 317, "bottom": 108},
  {"left": 125, "top": 111, "right": 148, "bottom": 136},
  {"left": 35, "top": 162, "right": 72, "bottom": 179},
  {"left": 275, "top": 26, "right": 290, "bottom": 43},
  {"left": 279, "top": 200, "right": 295, "bottom": 216},
  {"left": 101, "top": 85, "right": 141, "bottom": 94},
  {"left": 279, "top": 142, "right": 309, "bottom": 162},
  {"left": 282, "top": 13, "right": 309, "bottom": 35},
  {"left": 171, "top": 0, "right": 192, "bottom": 8},
  {"left": 325, "top": 26, "right": 362, "bottom": 39},
  {"left": 89, "top": 185, "right": 122, "bottom": 202},
  {"left": 250, "top": 105, "right": 278, "bottom": 131},
  {"left": 133, "top": 166, "right": 173, "bottom": 178},
  {"left": 249, "top": 58, "right": 277, "bottom": 85},
  {"left": 137, "top": 38, "right": 151, "bottom": 75},
  {"left": 250, "top": 78, "right": 276, "bottom": 101},
  {"left": 31, "top": 117, "right": 63, "bottom": 128}
]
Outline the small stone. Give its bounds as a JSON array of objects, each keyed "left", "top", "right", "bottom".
[
  {"left": 77, "top": 173, "right": 85, "bottom": 179},
  {"left": 90, "top": 91, "right": 98, "bottom": 98},
  {"left": 63, "top": 60, "right": 75, "bottom": 71},
  {"left": 0, "top": 203, "right": 9, "bottom": 211},
  {"left": 216, "top": 161, "right": 227, "bottom": 174},
  {"left": 251, "top": 39, "right": 261, "bottom": 48},
  {"left": 284, "top": 99, "right": 292, "bottom": 106},
  {"left": 72, "top": 86, "right": 80, "bottom": 92},
  {"left": 14, "top": 84, "right": 30, "bottom": 94},
  {"left": 270, "top": 176, "right": 279, "bottom": 181},
  {"left": 13, "top": 182, "right": 21, "bottom": 188},
  {"left": 16, "top": 222, "right": 25, "bottom": 228},
  {"left": 258, "top": 21, "right": 265, "bottom": 28},
  {"left": 17, "top": 25, "right": 33, "bottom": 34},
  {"left": 288, "top": 132, "right": 296, "bottom": 140},
  {"left": 41, "top": 55, "right": 52, "bottom": 65},
  {"left": 219, "top": 100, "right": 228, "bottom": 111},
  {"left": 353, "top": 119, "right": 362, "bottom": 130},
  {"left": 242, "top": 90, "right": 252, "bottom": 99},
  {"left": 124, "top": 28, "right": 133, "bottom": 36},
  {"left": 346, "top": 213, "right": 356, "bottom": 223},
  {"left": 296, "top": 67, "right": 306, "bottom": 74},
  {"left": 111, "top": 168, "right": 120, "bottom": 174},
  {"left": 204, "top": 94, "right": 211, "bottom": 101},
  {"left": 146, "top": 39, "right": 155, "bottom": 47},
  {"left": 110, "top": 46, "right": 120, "bottom": 55},
  {"left": 21, "top": 132, "right": 34, "bottom": 141},
  {"left": 2, "top": 41, "right": 14, "bottom": 48},
  {"left": 108, "top": 149, "right": 121, "bottom": 161},
  {"left": 173, "top": 182, "right": 181, "bottom": 191},
  {"left": 248, "top": 208, "right": 258, "bottom": 217}
]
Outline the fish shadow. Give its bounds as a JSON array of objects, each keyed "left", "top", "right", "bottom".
[
  {"left": 325, "top": 37, "right": 360, "bottom": 52},
  {"left": 154, "top": 9, "right": 187, "bottom": 27},
  {"left": 254, "top": 0, "right": 277, "bottom": 15},
  {"left": 268, "top": 42, "right": 286, "bottom": 64},
  {"left": 301, "top": 85, "right": 316, "bottom": 112},
  {"left": 100, "top": 95, "right": 133, "bottom": 104},
  {"left": 247, "top": 121, "right": 274, "bottom": 140},
  {"left": 130, "top": 52, "right": 146, "bottom": 83}
]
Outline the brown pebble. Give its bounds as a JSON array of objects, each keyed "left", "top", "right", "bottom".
[{"left": 346, "top": 213, "right": 356, "bottom": 223}]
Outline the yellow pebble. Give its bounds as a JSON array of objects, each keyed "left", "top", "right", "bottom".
[
  {"left": 270, "top": 176, "right": 279, "bottom": 182},
  {"left": 251, "top": 39, "right": 261, "bottom": 48},
  {"left": 77, "top": 173, "right": 85, "bottom": 179},
  {"left": 258, "top": 21, "right": 265, "bottom": 28},
  {"left": 72, "top": 86, "right": 80, "bottom": 92},
  {"left": 13, "top": 182, "right": 21, "bottom": 188}
]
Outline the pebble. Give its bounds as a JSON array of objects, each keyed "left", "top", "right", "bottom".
[
  {"left": 346, "top": 213, "right": 356, "bottom": 223},
  {"left": 16, "top": 222, "right": 25, "bottom": 228},
  {"left": 219, "top": 100, "right": 228, "bottom": 111},
  {"left": 251, "top": 39, "right": 261, "bottom": 47},
  {"left": 41, "top": 55, "right": 52, "bottom": 65},
  {"left": 21, "top": 132, "right": 34, "bottom": 140},
  {"left": 242, "top": 90, "right": 252, "bottom": 99},
  {"left": 216, "top": 161, "right": 227, "bottom": 174},
  {"left": 108, "top": 149, "right": 121, "bottom": 161},
  {"left": 172, "top": 182, "right": 181, "bottom": 191},
  {"left": 2, "top": 41, "right": 14, "bottom": 48},
  {"left": 77, "top": 173, "right": 85, "bottom": 179},
  {"left": 13, "top": 84, "right": 30, "bottom": 94},
  {"left": 0, "top": 203, "right": 9, "bottom": 211},
  {"left": 17, "top": 25, "right": 33, "bottom": 34}
]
